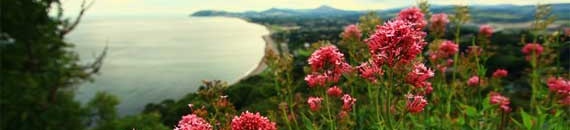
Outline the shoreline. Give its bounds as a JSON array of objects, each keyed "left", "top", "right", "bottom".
[
  {"left": 197, "top": 16, "right": 278, "bottom": 82},
  {"left": 238, "top": 33, "right": 278, "bottom": 80},
  {"left": 191, "top": 16, "right": 278, "bottom": 82}
]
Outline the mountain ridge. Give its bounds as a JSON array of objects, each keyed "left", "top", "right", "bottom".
[{"left": 191, "top": 3, "right": 570, "bottom": 23}]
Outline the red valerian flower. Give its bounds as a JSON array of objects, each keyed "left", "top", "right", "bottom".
[
  {"left": 430, "top": 13, "right": 449, "bottom": 27},
  {"left": 429, "top": 13, "right": 449, "bottom": 35},
  {"left": 521, "top": 43, "right": 544, "bottom": 61},
  {"left": 175, "top": 114, "right": 213, "bottom": 130},
  {"left": 307, "top": 97, "right": 323, "bottom": 112},
  {"left": 430, "top": 13, "right": 449, "bottom": 24},
  {"left": 308, "top": 45, "right": 351, "bottom": 73},
  {"left": 479, "top": 24, "right": 494, "bottom": 37},
  {"left": 547, "top": 77, "right": 570, "bottom": 96},
  {"left": 338, "top": 110, "right": 349, "bottom": 119},
  {"left": 467, "top": 76, "right": 480, "bottom": 87},
  {"left": 521, "top": 43, "right": 544, "bottom": 55},
  {"left": 307, "top": 45, "right": 352, "bottom": 86},
  {"left": 424, "top": 85, "right": 433, "bottom": 95},
  {"left": 366, "top": 19, "right": 427, "bottom": 66},
  {"left": 231, "top": 111, "right": 277, "bottom": 130},
  {"left": 489, "top": 92, "right": 511, "bottom": 112},
  {"left": 438, "top": 40, "right": 459, "bottom": 58},
  {"left": 492, "top": 69, "right": 508, "bottom": 78},
  {"left": 341, "top": 24, "right": 362, "bottom": 40},
  {"left": 304, "top": 73, "right": 328, "bottom": 87},
  {"left": 406, "top": 94, "right": 428, "bottom": 113},
  {"left": 327, "top": 86, "right": 343, "bottom": 97},
  {"left": 397, "top": 7, "right": 427, "bottom": 29},
  {"left": 406, "top": 63, "right": 434, "bottom": 88},
  {"left": 357, "top": 62, "right": 383, "bottom": 82},
  {"left": 341, "top": 94, "right": 357, "bottom": 111}
]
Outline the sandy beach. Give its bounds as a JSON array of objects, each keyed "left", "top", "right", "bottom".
[{"left": 239, "top": 34, "right": 278, "bottom": 79}]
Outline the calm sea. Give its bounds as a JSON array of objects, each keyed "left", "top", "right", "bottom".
[{"left": 68, "top": 16, "right": 268, "bottom": 115}]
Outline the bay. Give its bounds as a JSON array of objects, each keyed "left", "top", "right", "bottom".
[{"left": 68, "top": 16, "right": 268, "bottom": 115}]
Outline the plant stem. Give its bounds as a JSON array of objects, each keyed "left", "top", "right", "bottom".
[
  {"left": 452, "top": 23, "right": 462, "bottom": 82},
  {"left": 530, "top": 52, "right": 538, "bottom": 112},
  {"left": 281, "top": 107, "right": 293, "bottom": 130},
  {"left": 324, "top": 94, "right": 335, "bottom": 130},
  {"left": 499, "top": 111, "right": 505, "bottom": 130}
]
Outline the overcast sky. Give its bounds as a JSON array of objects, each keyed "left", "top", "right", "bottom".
[{"left": 60, "top": 0, "right": 570, "bottom": 17}]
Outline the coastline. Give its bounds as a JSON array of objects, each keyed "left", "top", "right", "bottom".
[
  {"left": 196, "top": 16, "right": 278, "bottom": 81},
  {"left": 239, "top": 33, "right": 278, "bottom": 80},
  {"left": 191, "top": 16, "right": 278, "bottom": 84}
]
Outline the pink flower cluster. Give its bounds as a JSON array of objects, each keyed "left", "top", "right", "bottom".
[
  {"left": 430, "top": 13, "right": 449, "bottom": 27},
  {"left": 308, "top": 45, "right": 351, "bottom": 73},
  {"left": 438, "top": 40, "right": 459, "bottom": 58},
  {"left": 406, "top": 94, "right": 428, "bottom": 113},
  {"left": 306, "top": 46, "right": 356, "bottom": 115},
  {"left": 397, "top": 7, "right": 427, "bottom": 29},
  {"left": 479, "top": 24, "right": 494, "bottom": 37},
  {"left": 492, "top": 69, "right": 508, "bottom": 78},
  {"left": 521, "top": 43, "right": 543, "bottom": 61},
  {"left": 489, "top": 92, "right": 511, "bottom": 112},
  {"left": 341, "top": 94, "right": 357, "bottom": 111},
  {"left": 406, "top": 63, "right": 434, "bottom": 94},
  {"left": 231, "top": 111, "right": 277, "bottom": 130},
  {"left": 366, "top": 19, "right": 427, "bottom": 66},
  {"left": 429, "top": 13, "right": 449, "bottom": 35},
  {"left": 307, "top": 97, "right": 323, "bottom": 112},
  {"left": 327, "top": 86, "right": 343, "bottom": 97},
  {"left": 357, "top": 62, "right": 383, "bottom": 82},
  {"left": 175, "top": 114, "right": 213, "bottom": 130},
  {"left": 468, "top": 76, "right": 480, "bottom": 87},
  {"left": 428, "top": 40, "right": 457, "bottom": 73},
  {"left": 547, "top": 77, "right": 570, "bottom": 96},
  {"left": 430, "top": 40, "right": 458, "bottom": 61},
  {"left": 341, "top": 24, "right": 362, "bottom": 40},
  {"left": 306, "top": 45, "right": 352, "bottom": 87},
  {"left": 304, "top": 74, "right": 332, "bottom": 88}
]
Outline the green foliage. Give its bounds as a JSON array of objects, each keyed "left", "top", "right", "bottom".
[
  {"left": 357, "top": 11, "right": 382, "bottom": 38},
  {"left": 85, "top": 92, "right": 169, "bottom": 130},
  {"left": 0, "top": 1, "right": 169, "bottom": 129},
  {"left": 87, "top": 92, "right": 120, "bottom": 126},
  {"left": 0, "top": 0, "right": 102, "bottom": 129},
  {"left": 93, "top": 112, "right": 169, "bottom": 130}
]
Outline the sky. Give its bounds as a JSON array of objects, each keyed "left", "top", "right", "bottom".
[{"left": 60, "top": 0, "right": 570, "bottom": 17}]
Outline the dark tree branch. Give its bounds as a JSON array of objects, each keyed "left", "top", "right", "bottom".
[
  {"left": 59, "top": 0, "right": 94, "bottom": 38},
  {"left": 85, "top": 44, "right": 107, "bottom": 75}
]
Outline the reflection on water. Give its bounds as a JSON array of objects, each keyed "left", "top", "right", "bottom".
[{"left": 68, "top": 16, "right": 268, "bottom": 115}]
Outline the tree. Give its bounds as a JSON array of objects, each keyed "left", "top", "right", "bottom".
[
  {"left": 88, "top": 92, "right": 169, "bottom": 130},
  {"left": 1, "top": 0, "right": 104, "bottom": 129}
]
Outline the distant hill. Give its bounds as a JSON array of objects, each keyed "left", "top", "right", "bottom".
[
  {"left": 193, "top": 5, "right": 360, "bottom": 18},
  {"left": 192, "top": 4, "right": 570, "bottom": 24}
]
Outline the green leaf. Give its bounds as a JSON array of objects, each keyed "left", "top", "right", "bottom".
[
  {"left": 464, "top": 105, "right": 478, "bottom": 117},
  {"left": 512, "top": 117, "right": 524, "bottom": 128},
  {"left": 521, "top": 110, "right": 534, "bottom": 130},
  {"left": 457, "top": 116, "right": 465, "bottom": 125},
  {"left": 300, "top": 113, "right": 315, "bottom": 130},
  {"left": 537, "top": 112, "right": 548, "bottom": 129}
]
